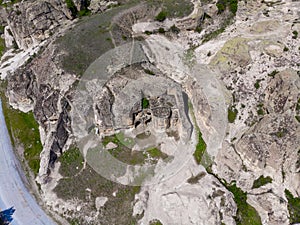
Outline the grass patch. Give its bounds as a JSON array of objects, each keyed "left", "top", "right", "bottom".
[
  {"left": 102, "top": 134, "right": 119, "bottom": 147},
  {"left": 147, "top": 147, "right": 168, "bottom": 160},
  {"left": 295, "top": 115, "right": 300, "bottom": 123},
  {"left": 59, "top": 146, "right": 84, "bottom": 177},
  {"left": 285, "top": 189, "right": 300, "bottom": 224},
  {"left": 296, "top": 98, "right": 300, "bottom": 111},
  {"left": 142, "top": 97, "right": 149, "bottom": 109},
  {"left": 54, "top": 158, "right": 140, "bottom": 224},
  {"left": 188, "top": 100, "right": 208, "bottom": 165},
  {"left": 226, "top": 182, "right": 262, "bottom": 225},
  {"left": 193, "top": 131, "right": 207, "bottom": 164},
  {"left": 0, "top": 37, "right": 6, "bottom": 57},
  {"left": 0, "top": 87, "right": 42, "bottom": 175},
  {"left": 103, "top": 134, "right": 147, "bottom": 165},
  {"left": 149, "top": 219, "right": 163, "bottom": 225},
  {"left": 252, "top": 175, "right": 272, "bottom": 189},
  {"left": 147, "top": 0, "right": 193, "bottom": 19},
  {"left": 228, "top": 106, "right": 238, "bottom": 123},
  {"left": 56, "top": 4, "right": 134, "bottom": 76},
  {"left": 155, "top": 11, "right": 167, "bottom": 22}
]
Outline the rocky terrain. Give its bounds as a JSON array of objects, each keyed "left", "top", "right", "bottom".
[{"left": 0, "top": 0, "right": 299, "bottom": 224}]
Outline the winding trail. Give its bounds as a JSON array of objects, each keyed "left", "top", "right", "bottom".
[{"left": 0, "top": 99, "right": 56, "bottom": 225}]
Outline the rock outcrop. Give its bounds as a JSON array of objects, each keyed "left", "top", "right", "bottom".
[
  {"left": 7, "top": 42, "right": 76, "bottom": 184},
  {"left": 6, "top": 0, "right": 70, "bottom": 50}
]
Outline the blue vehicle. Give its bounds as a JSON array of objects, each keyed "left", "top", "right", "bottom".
[{"left": 0, "top": 207, "right": 15, "bottom": 225}]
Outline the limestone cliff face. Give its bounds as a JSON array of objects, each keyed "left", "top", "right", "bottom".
[
  {"left": 7, "top": 42, "right": 76, "bottom": 183},
  {"left": 6, "top": 0, "right": 71, "bottom": 50}
]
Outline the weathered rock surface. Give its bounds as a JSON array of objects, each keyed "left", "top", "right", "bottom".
[
  {"left": 7, "top": 0, "right": 71, "bottom": 50},
  {"left": 2, "top": 0, "right": 300, "bottom": 224},
  {"left": 7, "top": 42, "right": 76, "bottom": 184}
]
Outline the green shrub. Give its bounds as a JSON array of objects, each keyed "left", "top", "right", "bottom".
[
  {"left": 252, "top": 175, "right": 272, "bottom": 189},
  {"left": 268, "top": 70, "right": 279, "bottom": 78},
  {"left": 158, "top": 27, "right": 165, "bottom": 33},
  {"left": 285, "top": 189, "right": 300, "bottom": 224},
  {"left": 149, "top": 219, "right": 163, "bottom": 225},
  {"left": 142, "top": 98, "right": 149, "bottom": 109},
  {"left": 65, "top": 0, "right": 78, "bottom": 17},
  {"left": 292, "top": 30, "right": 298, "bottom": 39},
  {"left": 144, "top": 30, "right": 153, "bottom": 35},
  {"left": 257, "top": 108, "right": 264, "bottom": 115},
  {"left": 155, "top": 11, "right": 167, "bottom": 22},
  {"left": 170, "top": 25, "right": 180, "bottom": 34},
  {"left": 254, "top": 80, "right": 261, "bottom": 89},
  {"left": 228, "top": 106, "right": 238, "bottom": 123},
  {"left": 216, "top": 0, "right": 238, "bottom": 15}
]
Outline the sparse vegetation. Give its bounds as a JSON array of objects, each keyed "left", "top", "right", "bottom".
[
  {"left": 0, "top": 37, "right": 5, "bottom": 57},
  {"left": 283, "top": 46, "right": 289, "bottom": 52},
  {"left": 268, "top": 70, "right": 279, "bottom": 78},
  {"left": 257, "top": 108, "right": 264, "bottom": 115},
  {"left": 252, "top": 175, "right": 272, "bottom": 189},
  {"left": 54, "top": 160, "right": 141, "bottom": 224},
  {"left": 257, "top": 103, "right": 264, "bottom": 116},
  {"left": 203, "top": 27, "right": 226, "bottom": 43},
  {"left": 0, "top": 86, "right": 42, "bottom": 175},
  {"left": 170, "top": 25, "right": 180, "bottom": 34},
  {"left": 292, "top": 30, "right": 298, "bottom": 39},
  {"left": 142, "top": 98, "right": 150, "bottom": 109},
  {"left": 57, "top": 5, "right": 134, "bottom": 76},
  {"left": 228, "top": 106, "right": 238, "bottom": 123},
  {"left": 254, "top": 79, "right": 261, "bottom": 89},
  {"left": 216, "top": 0, "right": 238, "bottom": 15},
  {"left": 193, "top": 131, "right": 207, "bottom": 164},
  {"left": 285, "top": 189, "right": 300, "bottom": 224},
  {"left": 275, "top": 128, "right": 287, "bottom": 138},
  {"left": 65, "top": 0, "right": 78, "bottom": 17},
  {"left": 65, "top": 0, "right": 90, "bottom": 18},
  {"left": 226, "top": 182, "right": 262, "bottom": 225},
  {"left": 148, "top": 0, "right": 193, "bottom": 19},
  {"left": 59, "top": 146, "right": 84, "bottom": 177},
  {"left": 147, "top": 147, "right": 168, "bottom": 160},
  {"left": 144, "top": 30, "right": 153, "bottom": 35},
  {"left": 158, "top": 27, "right": 165, "bottom": 34},
  {"left": 187, "top": 172, "right": 206, "bottom": 184},
  {"left": 155, "top": 11, "right": 167, "bottom": 22},
  {"left": 296, "top": 98, "right": 300, "bottom": 111},
  {"left": 149, "top": 219, "right": 163, "bottom": 225},
  {"left": 144, "top": 69, "right": 155, "bottom": 75}
]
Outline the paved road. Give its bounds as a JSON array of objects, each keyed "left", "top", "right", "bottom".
[{"left": 0, "top": 99, "right": 57, "bottom": 225}]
